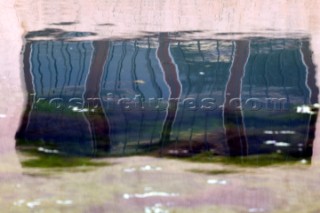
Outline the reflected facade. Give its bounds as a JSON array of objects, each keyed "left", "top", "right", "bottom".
[{"left": 16, "top": 32, "right": 319, "bottom": 157}]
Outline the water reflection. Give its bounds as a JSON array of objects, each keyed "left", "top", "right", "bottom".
[{"left": 16, "top": 31, "right": 318, "bottom": 159}]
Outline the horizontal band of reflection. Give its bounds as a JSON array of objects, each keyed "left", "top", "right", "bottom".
[{"left": 33, "top": 95, "right": 290, "bottom": 112}]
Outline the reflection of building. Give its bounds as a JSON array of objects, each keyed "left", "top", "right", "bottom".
[{"left": 16, "top": 32, "right": 318, "bottom": 157}]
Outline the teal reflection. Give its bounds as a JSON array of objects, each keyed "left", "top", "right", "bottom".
[{"left": 16, "top": 32, "right": 318, "bottom": 160}]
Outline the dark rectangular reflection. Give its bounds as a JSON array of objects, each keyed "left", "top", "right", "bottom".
[{"left": 16, "top": 32, "right": 318, "bottom": 160}]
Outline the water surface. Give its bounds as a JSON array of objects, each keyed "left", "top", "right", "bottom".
[
  {"left": 2, "top": 1, "right": 320, "bottom": 212},
  {"left": 16, "top": 32, "right": 319, "bottom": 159}
]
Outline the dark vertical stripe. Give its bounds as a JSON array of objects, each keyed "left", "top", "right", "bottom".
[
  {"left": 72, "top": 42, "right": 83, "bottom": 96},
  {"left": 36, "top": 43, "right": 44, "bottom": 96},
  {"left": 157, "top": 33, "right": 182, "bottom": 155},
  {"left": 51, "top": 41, "right": 59, "bottom": 92},
  {"left": 262, "top": 53, "right": 270, "bottom": 98},
  {"left": 115, "top": 42, "right": 126, "bottom": 93},
  {"left": 65, "top": 43, "right": 74, "bottom": 95},
  {"left": 78, "top": 42, "right": 88, "bottom": 87},
  {"left": 60, "top": 41, "right": 68, "bottom": 97},
  {"left": 223, "top": 40, "right": 249, "bottom": 156},
  {"left": 46, "top": 41, "right": 53, "bottom": 96},
  {"left": 84, "top": 41, "right": 111, "bottom": 155}
]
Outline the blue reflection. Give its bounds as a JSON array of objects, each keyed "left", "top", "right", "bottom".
[{"left": 16, "top": 33, "right": 318, "bottom": 157}]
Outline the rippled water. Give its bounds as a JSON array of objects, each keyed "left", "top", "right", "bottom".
[
  {"left": 16, "top": 33, "right": 318, "bottom": 159},
  {"left": 2, "top": 1, "right": 320, "bottom": 212}
]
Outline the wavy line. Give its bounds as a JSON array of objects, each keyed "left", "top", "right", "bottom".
[
  {"left": 45, "top": 41, "right": 53, "bottom": 96},
  {"left": 114, "top": 42, "right": 126, "bottom": 95},
  {"left": 60, "top": 41, "right": 69, "bottom": 97},
  {"left": 102, "top": 43, "right": 115, "bottom": 89},
  {"left": 65, "top": 43, "right": 74, "bottom": 96},
  {"left": 36, "top": 43, "right": 44, "bottom": 96},
  {"left": 51, "top": 41, "right": 59, "bottom": 93},
  {"left": 278, "top": 46, "right": 290, "bottom": 104},
  {"left": 78, "top": 42, "right": 88, "bottom": 87},
  {"left": 146, "top": 37, "right": 163, "bottom": 98}
]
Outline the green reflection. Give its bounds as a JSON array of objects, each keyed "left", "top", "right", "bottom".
[
  {"left": 19, "top": 150, "right": 111, "bottom": 168},
  {"left": 184, "top": 151, "right": 310, "bottom": 167},
  {"left": 188, "top": 169, "right": 238, "bottom": 175}
]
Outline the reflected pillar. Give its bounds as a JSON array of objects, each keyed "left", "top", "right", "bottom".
[
  {"left": 157, "top": 33, "right": 181, "bottom": 155},
  {"left": 223, "top": 40, "right": 249, "bottom": 157},
  {"left": 83, "top": 40, "right": 111, "bottom": 155}
]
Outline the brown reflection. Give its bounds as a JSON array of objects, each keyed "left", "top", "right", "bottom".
[
  {"left": 83, "top": 41, "right": 111, "bottom": 155},
  {"left": 16, "top": 39, "right": 111, "bottom": 155},
  {"left": 157, "top": 33, "right": 181, "bottom": 155},
  {"left": 223, "top": 40, "right": 249, "bottom": 156}
]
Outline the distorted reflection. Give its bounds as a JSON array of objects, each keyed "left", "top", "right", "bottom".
[{"left": 16, "top": 31, "right": 318, "bottom": 160}]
